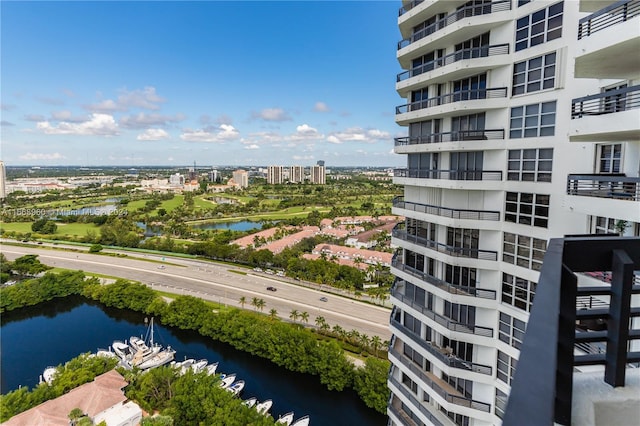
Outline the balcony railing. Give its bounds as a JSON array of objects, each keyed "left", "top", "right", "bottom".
[
  {"left": 396, "top": 87, "right": 508, "bottom": 115},
  {"left": 388, "top": 398, "right": 421, "bottom": 426},
  {"left": 393, "top": 196, "right": 501, "bottom": 221},
  {"left": 390, "top": 295, "right": 494, "bottom": 338},
  {"left": 394, "top": 129, "right": 505, "bottom": 146},
  {"left": 393, "top": 168, "right": 502, "bottom": 181},
  {"left": 571, "top": 85, "right": 640, "bottom": 118},
  {"left": 578, "top": 0, "right": 640, "bottom": 39},
  {"left": 397, "top": 44, "right": 509, "bottom": 82},
  {"left": 388, "top": 377, "right": 446, "bottom": 426},
  {"left": 567, "top": 174, "right": 640, "bottom": 202},
  {"left": 398, "top": 0, "right": 511, "bottom": 47},
  {"left": 391, "top": 257, "right": 497, "bottom": 299},
  {"left": 392, "top": 227, "right": 498, "bottom": 261},
  {"left": 389, "top": 350, "right": 492, "bottom": 412},
  {"left": 503, "top": 236, "right": 640, "bottom": 425},
  {"left": 390, "top": 315, "right": 493, "bottom": 375},
  {"left": 398, "top": 0, "right": 424, "bottom": 17}
]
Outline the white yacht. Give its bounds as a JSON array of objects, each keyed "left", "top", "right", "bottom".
[
  {"left": 218, "top": 373, "right": 236, "bottom": 388},
  {"left": 242, "top": 397, "right": 257, "bottom": 408},
  {"left": 191, "top": 359, "right": 208, "bottom": 373},
  {"left": 41, "top": 366, "right": 57, "bottom": 385},
  {"left": 136, "top": 346, "right": 176, "bottom": 370},
  {"left": 276, "top": 412, "right": 295, "bottom": 426},
  {"left": 255, "top": 399, "right": 273, "bottom": 415},
  {"left": 205, "top": 362, "right": 219, "bottom": 375},
  {"left": 291, "top": 415, "right": 310, "bottom": 426},
  {"left": 227, "top": 380, "right": 245, "bottom": 395},
  {"left": 112, "top": 341, "right": 131, "bottom": 360}
]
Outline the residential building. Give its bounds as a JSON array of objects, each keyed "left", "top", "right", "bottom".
[
  {"left": 0, "top": 160, "right": 5, "bottom": 199},
  {"left": 290, "top": 165, "right": 305, "bottom": 183},
  {"left": 169, "top": 173, "right": 184, "bottom": 186},
  {"left": 267, "top": 165, "right": 284, "bottom": 185},
  {"left": 310, "top": 164, "right": 326, "bottom": 184},
  {"left": 208, "top": 169, "right": 219, "bottom": 182},
  {"left": 386, "top": 1, "right": 639, "bottom": 425},
  {"left": 232, "top": 169, "right": 249, "bottom": 188}
]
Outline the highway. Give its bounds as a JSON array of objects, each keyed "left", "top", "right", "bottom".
[{"left": 1, "top": 243, "right": 392, "bottom": 340}]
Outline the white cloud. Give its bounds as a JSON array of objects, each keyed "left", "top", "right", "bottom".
[
  {"left": 245, "top": 144, "right": 260, "bottom": 150},
  {"left": 120, "top": 112, "right": 185, "bottom": 129},
  {"left": 137, "top": 128, "right": 170, "bottom": 141},
  {"left": 290, "top": 123, "right": 322, "bottom": 141},
  {"left": 86, "top": 99, "right": 121, "bottom": 113},
  {"left": 51, "top": 110, "right": 87, "bottom": 123},
  {"left": 313, "top": 102, "right": 330, "bottom": 112},
  {"left": 180, "top": 124, "right": 240, "bottom": 142},
  {"left": 19, "top": 152, "right": 66, "bottom": 161},
  {"left": 292, "top": 155, "right": 314, "bottom": 161},
  {"left": 326, "top": 127, "right": 391, "bottom": 144},
  {"left": 86, "top": 86, "right": 165, "bottom": 113},
  {"left": 25, "top": 114, "right": 47, "bottom": 122},
  {"left": 251, "top": 108, "right": 292, "bottom": 122},
  {"left": 36, "top": 113, "right": 119, "bottom": 136}
]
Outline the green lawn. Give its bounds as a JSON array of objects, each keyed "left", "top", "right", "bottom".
[
  {"left": 0, "top": 222, "right": 33, "bottom": 233},
  {"left": 0, "top": 221, "right": 100, "bottom": 237}
]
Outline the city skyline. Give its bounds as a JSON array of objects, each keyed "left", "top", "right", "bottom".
[{"left": 1, "top": 1, "right": 404, "bottom": 167}]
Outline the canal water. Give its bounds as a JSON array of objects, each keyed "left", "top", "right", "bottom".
[
  {"left": 0, "top": 297, "right": 387, "bottom": 425},
  {"left": 192, "top": 220, "right": 263, "bottom": 231}
]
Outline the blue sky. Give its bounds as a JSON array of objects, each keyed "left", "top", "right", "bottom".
[{"left": 1, "top": 1, "right": 405, "bottom": 167}]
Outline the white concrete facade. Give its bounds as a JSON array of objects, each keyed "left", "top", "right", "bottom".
[
  {"left": 388, "top": 1, "right": 639, "bottom": 426},
  {"left": 267, "top": 165, "right": 284, "bottom": 185}
]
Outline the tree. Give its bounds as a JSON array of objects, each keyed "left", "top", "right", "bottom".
[
  {"left": 11, "top": 254, "right": 51, "bottom": 277},
  {"left": 256, "top": 298, "right": 266, "bottom": 312},
  {"left": 250, "top": 297, "right": 260, "bottom": 311},
  {"left": 89, "top": 244, "right": 103, "bottom": 253},
  {"left": 269, "top": 308, "right": 278, "bottom": 320},
  {"left": 68, "top": 408, "right": 84, "bottom": 426},
  {"left": 289, "top": 309, "right": 299, "bottom": 323},
  {"left": 370, "top": 335, "right": 383, "bottom": 357},
  {"left": 315, "top": 315, "right": 326, "bottom": 328},
  {"left": 238, "top": 296, "right": 246, "bottom": 309},
  {"left": 299, "top": 311, "right": 309, "bottom": 325}
]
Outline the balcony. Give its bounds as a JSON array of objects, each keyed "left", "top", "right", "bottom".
[
  {"left": 570, "top": 85, "right": 640, "bottom": 142},
  {"left": 394, "top": 129, "right": 505, "bottom": 151},
  {"left": 392, "top": 196, "right": 500, "bottom": 222},
  {"left": 392, "top": 227, "right": 498, "bottom": 262},
  {"left": 389, "top": 349, "right": 492, "bottom": 413},
  {"left": 395, "top": 88, "right": 508, "bottom": 124},
  {"left": 388, "top": 379, "right": 446, "bottom": 426},
  {"left": 503, "top": 236, "right": 640, "bottom": 425},
  {"left": 390, "top": 295, "right": 494, "bottom": 338},
  {"left": 391, "top": 256, "right": 497, "bottom": 299},
  {"left": 397, "top": 0, "right": 511, "bottom": 50},
  {"left": 388, "top": 396, "right": 422, "bottom": 426},
  {"left": 393, "top": 169, "right": 502, "bottom": 181},
  {"left": 567, "top": 175, "right": 640, "bottom": 202},
  {"left": 398, "top": 0, "right": 424, "bottom": 17},
  {"left": 575, "top": 0, "right": 640, "bottom": 79}
]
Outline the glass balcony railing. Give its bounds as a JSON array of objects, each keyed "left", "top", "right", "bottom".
[
  {"left": 394, "top": 129, "right": 504, "bottom": 146},
  {"left": 396, "top": 87, "right": 508, "bottom": 115},
  {"left": 393, "top": 168, "right": 502, "bottom": 181},
  {"left": 398, "top": 0, "right": 511, "bottom": 47},
  {"left": 392, "top": 227, "right": 498, "bottom": 261},
  {"left": 392, "top": 196, "right": 501, "bottom": 221},
  {"left": 578, "top": 0, "right": 640, "bottom": 39},
  {"left": 398, "top": 0, "right": 424, "bottom": 17},
  {"left": 388, "top": 379, "right": 445, "bottom": 426},
  {"left": 397, "top": 44, "right": 509, "bottom": 82}
]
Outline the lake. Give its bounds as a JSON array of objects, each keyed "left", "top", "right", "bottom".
[
  {"left": 192, "top": 220, "right": 263, "bottom": 231},
  {"left": 0, "top": 297, "right": 387, "bottom": 425}
]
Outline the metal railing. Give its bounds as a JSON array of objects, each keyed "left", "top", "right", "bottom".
[
  {"left": 578, "top": 0, "right": 640, "bottom": 39},
  {"left": 388, "top": 377, "right": 446, "bottom": 426},
  {"left": 397, "top": 44, "right": 509, "bottom": 82},
  {"left": 390, "top": 316, "right": 493, "bottom": 374},
  {"left": 393, "top": 168, "right": 502, "bottom": 181},
  {"left": 571, "top": 85, "right": 640, "bottom": 118},
  {"left": 398, "top": 0, "right": 424, "bottom": 17},
  {"left": 393, "top": 196, "right": 501, "bottom": 221},
  {"left": 392, "top": 227, "right": 498, "bottom": 262},
  {"left": 388, "top": 399, "right": 421, "bottom": 426},
  {"left": 567, "top": 174, "right": 640, "bottom": 202},
  {"left": 391, "top": 257, "right": 497, "bottom": 299},
  {"left": 396, "top": 87, "right": 508, "bottom": 114},
  {"left": 398, "top": 0, "right": 511, "bottom": 46},
  {"left": 394, "top": 129, "right": 505, "bottom": 146},
  {"left": 390, "top": 295, "right": 494, "bottom": 338},
  {"left": 503, "top": 236, "right": 640, "bottom": 425},
  {"left": 389, "top": 350, "right": 492, "bottom": 412}
]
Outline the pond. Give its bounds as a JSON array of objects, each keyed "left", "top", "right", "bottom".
[{"left": 192, "top": 220, "right": 263, "bottom": 232}]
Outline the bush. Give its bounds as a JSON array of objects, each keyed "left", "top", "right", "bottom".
[{"left": 89, "top": 244, "right": 103, "bottom": 253}]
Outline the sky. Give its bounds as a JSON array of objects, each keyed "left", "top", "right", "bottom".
[{"left": 1, "top": 1, "right": 406, "bottom": 168}]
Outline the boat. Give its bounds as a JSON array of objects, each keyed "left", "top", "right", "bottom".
[
  {"left": 242, "top": 397, "right": 257, "bottom": 408},
  {"left": 41, "top": 366, "right": 57, "bottom": 385},
  {"left": 255, "top": 399, "right": 273, "bottom": 415},
  {"left": 95, "top": 348, "right": 117, "bottom": 358},
  {"left": 218, "top": 373, "right": 236, "bottom": 388},
  {"left": 112, "top": 341, "right": 131, "bottom": 359},
  {"left": 205, "top": 362, "right": 219, "bottom": 375},
  {"left": 175, "top": 359, "right": 195, "bottom": 375},
  {"left": 276, "top": 412, "right": 295, "bottom": 425},
  {"left": 136, "top": 346, "right": 176, "bottom": 370},
  {"left": 226, "top": 380, "right": 245, "bottom": 395},
  {"left": 291, "top": 415, "right": 310, "bottom": 426},
  {"left": 191, "top": 359, "right": 208, "bottom": 373}
]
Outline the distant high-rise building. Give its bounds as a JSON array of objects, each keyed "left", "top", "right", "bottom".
[
  {"left": 169, "top": 173, "right": 184, "bottom": 186},
  {"left": 0, "top": 161, "right": 5, "bottom": 199},
  {"left": 188, "top": 161, "right": 197, "bottom": 181},
  {"left": 317, "top": 160, "right": 325, "bottom": 167},
  {"left": 208, "top": 169, "right": 219, "bottom": 183},
  {"left": 310, "top": 165, "right": 326, "bottom": 185},
  {"left": 232, "top": 169, "right": 249, "bottom": 188},
  {"left": 290, "top": 166, "right": 305, "bottom": 183},
  {"left": 267, "top": 166, "right": 284, "bottom": 185}
]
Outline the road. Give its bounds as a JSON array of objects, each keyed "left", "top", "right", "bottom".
[{"left": 1, "top": 243, "right": 392, "bottom": 340}]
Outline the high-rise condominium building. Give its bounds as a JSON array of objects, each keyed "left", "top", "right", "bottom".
[
  {"left": 310, "top": 165, "right": 326, "bottom": 185},
  {"left": 267, "top": 166, "right": 284, "bottom": 185},
  {"left": 387, "top": 1, "right": 639, "bottom": 426},
  {"left": 290, "top": 166, "right": 305, "bottom": 183},
  {"left": 0, "top": 160, "right": 6, "bottom": 199},
  {"left": 232, "top": 169, "right": 249, "bottom": 188}
]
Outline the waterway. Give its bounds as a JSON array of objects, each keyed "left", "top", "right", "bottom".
[
  {"left": 192, "top": 220, "right": 263, "bottom": 231},
  {"left": 0, "top": 297, "right": 387, "bottom": 425}
]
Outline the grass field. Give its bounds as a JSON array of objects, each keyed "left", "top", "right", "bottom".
[{"left": 0, "top": 221, "right": 101, "bottom": 237}]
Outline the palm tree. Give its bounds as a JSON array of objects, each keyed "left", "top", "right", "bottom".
[
  {"left": 238, "top": 296, "right": 247, "bottom": 309},
  {"left": 371, "top": 335, "right": 382, "bottom": 357},
  {"left": 315, "top": 315, "right": 326, "bottom": 328},
  {"left": 300, "top": 311, "right": 309, "bottom": 325},
  {"left": 359, "top": 333, "right": 371, "bottom": 353},
  {"left": 256, "top": 298, "right": 266, "bottom": 312},
  {"left": 332, "top": 324, "right": 344, "bottom": 340},
  {"left": 251, "top": 297, "right": 259, "bottom": 310},
  {"left": 269, "top": 308, "right": 278, "bottom": 320},
  {"left": 289, "top": 309, "right": 299, "bottom": 323}
]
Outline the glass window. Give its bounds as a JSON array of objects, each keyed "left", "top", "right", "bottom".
[
  {"left": 515, "top": 2, "right": 564, "bottom": 51},
  {"left": 510, "top": 101, "right": 556, "bottom": 138},
  {"left": 513, "top": 53, "right": 556, "bottom": 96}
]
